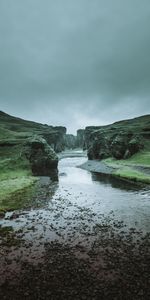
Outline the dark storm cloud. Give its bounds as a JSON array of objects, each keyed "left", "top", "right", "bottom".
[{"left": 0, "top": 0, "right": 150, "bottom": 133}]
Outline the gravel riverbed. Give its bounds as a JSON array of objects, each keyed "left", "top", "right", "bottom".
[{"left": 0, "top": 154, "right": 150, "bottom": 300}]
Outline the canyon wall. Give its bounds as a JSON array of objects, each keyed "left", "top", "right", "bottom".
[
  {"left": 84, "top": 115, "right": 150, "bottom": 160},
  {"left": 0, "top": 111, "right": 66, "bottom": 176}
]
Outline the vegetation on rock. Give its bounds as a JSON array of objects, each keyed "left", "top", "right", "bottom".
[
  {"left": 0, "top": 111, "right": 64, "bottom": 210},
  {"left": 84, "top": 115, "right": 150, "bottom": 184}
]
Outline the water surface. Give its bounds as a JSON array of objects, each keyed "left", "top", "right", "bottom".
[{"left": 58, "top": 156, "right": 150, "bottom": 231}]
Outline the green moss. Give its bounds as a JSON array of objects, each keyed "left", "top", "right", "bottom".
[
  {"left": 0, "top": 147, "right": 38, "bottom": 211},
  {"left": 103, "top": 148, "right": 150, "bottom": 184},
  {"left": 0, "top": 111, "right": 61, "bottom": 211},
  {"left": 104, "top": 147, "right": 150, "bottom": 167},
  {"left": 0, "top": 175, "right": 38, "bottom": 211},
  {"left": 114, "top": 167, "right": 150, "bottom": 184},
  {"left": 124, "top": 150, "right": 150, "bottom": 166}
]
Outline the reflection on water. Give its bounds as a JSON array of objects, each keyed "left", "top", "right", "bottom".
[
  {"left": 0, "top": 155, "right": 150, "bottom": 240},
  {"left": 0, "top": 154, "right": 150, "bottom": 278},
  {"left": 58, "top": 157, "right": 150, "bottom": 232},
  {"left": 0, "top": 153, "right": 149, "bottom": 297},
  {"left": 91, "top": 172, "right": 144, "bottom": 191},
  {"left": 59, "top": 157, "right": 92, "bottom": 185}
]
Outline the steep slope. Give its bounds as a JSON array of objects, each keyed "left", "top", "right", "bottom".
[
  {"left": 0, "top": 111, "right": 66, "bottom": 152},
  {"left": 0, "top": 111, "right": 66, "bottom": 210},
  {"left": 84, "top": 115, "right": 150, "bottom": 160},
  {"left": 83, "top": 115, "right": 150, "bottom": 184}
]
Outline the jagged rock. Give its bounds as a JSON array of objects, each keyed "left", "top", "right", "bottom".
[
  {"left": 42, "top": 126, "right": 66, "bottom": 152},
  {"left": 23, "top": 136, "right": 58, "bottom": 176},
  {"left": 84, "top": 115, "right": 149, "bottom": 161},
  {"left": 110, "top": 134, "right": 144, "bottom": 159}
]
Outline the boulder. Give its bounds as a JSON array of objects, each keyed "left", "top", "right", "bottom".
[{"left": 23, "top": 136, "right": 58, "bottom": 177}]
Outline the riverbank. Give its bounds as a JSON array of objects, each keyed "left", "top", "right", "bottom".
[
  {"left": 0, "top": 149, "right": 86, "bottom": 213},
  {"left": 79, "top": 149, "right": 150, "bottom": 185}
]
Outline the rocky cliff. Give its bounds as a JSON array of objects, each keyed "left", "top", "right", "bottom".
[
  {"left": 65, "top": 134, "right": 77, "bottom": 149},
  {"left": 23, "top": 136, "right": 58, "bottom": 177},
  {"left": 0, "top": 111, "right": 66, "bottom": 176},
  {"left": 84, "top": 115, "right": 150, "bottom": 160},
  {"left": 65, "top": 130, "right": 85, "bottom": 149},
  {"left": 76, "top": 129, "right": 85, "bottom": 148}
]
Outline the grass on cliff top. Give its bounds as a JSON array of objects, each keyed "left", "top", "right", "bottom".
[
  {"left": 103, "top": 146, "right": 150, "bottom": 184},
  {"left": 104, "top": 143, "right": 150, "bottom": 167},
  {"left": 0, "top": 111, "right": 59, "bottom": 142},
  {"left": 0, "top": 145, "right": 38, "bottom": 212}
]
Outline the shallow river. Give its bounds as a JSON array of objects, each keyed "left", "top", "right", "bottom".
[
  {"left": 58, "top": 156, "right": 150, "bottom": 232},
  {"left": 1, "top": 153, "right": 150, "bottom": 247},
  {"left": 0, "top": 153, "right": 150, "bottom": 298}
]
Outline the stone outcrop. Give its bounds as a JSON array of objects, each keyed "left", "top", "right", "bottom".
[
  {"left": 76, "top": 129, "right": 85, "bottom": 148},
  {"left": 0, "top": 111, "right": 65, "bottom": 178},
  {"left": 42, "top": 126, "right": 66, "bottom": 153},
  {"left": 84, "top": 115, "right": 150, "bottom": 160},
  {"left": 23, "top": 136, "right": 58, "bottom": 177}
]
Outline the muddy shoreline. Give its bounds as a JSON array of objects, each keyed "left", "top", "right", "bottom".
[{"left": 79, "top": 159, "right": 150, "bottom": 186}]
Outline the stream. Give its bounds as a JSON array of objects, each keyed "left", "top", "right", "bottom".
[{"left": 0, "top": 151, "right": 150, "bottom": 299}]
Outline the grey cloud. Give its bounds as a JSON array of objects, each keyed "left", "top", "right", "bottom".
[{"left": 0, "top": 0, "right": 150, "bottom": 133}]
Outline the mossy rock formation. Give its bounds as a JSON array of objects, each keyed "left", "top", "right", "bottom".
[
  {"left": 0, "top": 111, "right": 66, "bottom": 180},
  {"left": 84, "top": 115, "right": 150, "bottom": 160},
  {"left": 23, "top": 136, "right": 58, "bottom": 176}
]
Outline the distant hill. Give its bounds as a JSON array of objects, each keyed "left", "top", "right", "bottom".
[{"left": 0, "top": 111, "right": 66, "bottom": 152}]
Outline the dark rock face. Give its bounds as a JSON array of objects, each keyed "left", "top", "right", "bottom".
[
  {"left": 111, "top": 134, "right": 143, "bottom": 159},
  {"left": 76, "top": 129, "right": 85, "bottom": 148},
  {"left": 65, "top": 134, "right": 77, "bottom": 149},
  {"left": 23, "top": 136, "right": 58, "bottom": 177},
  {"left": 65, "top": 130, "right": 85, "bottom": 149},
  {"left": 84, "top": 115, "right": 150, "bottom": 160},
  {"left": 64, "top": 130, "right": 85, "bottom": 149},
  {"left": 42, "top": 127, "right": 66, "bottom": 153}
]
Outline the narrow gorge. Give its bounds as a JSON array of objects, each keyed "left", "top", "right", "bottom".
[{"left": 0, "top": 111, "right": 150, "bottom": 300}]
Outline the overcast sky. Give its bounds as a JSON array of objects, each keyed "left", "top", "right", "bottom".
[{"left": 0, "top": 0, "right": 150, "bottom": 133}]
